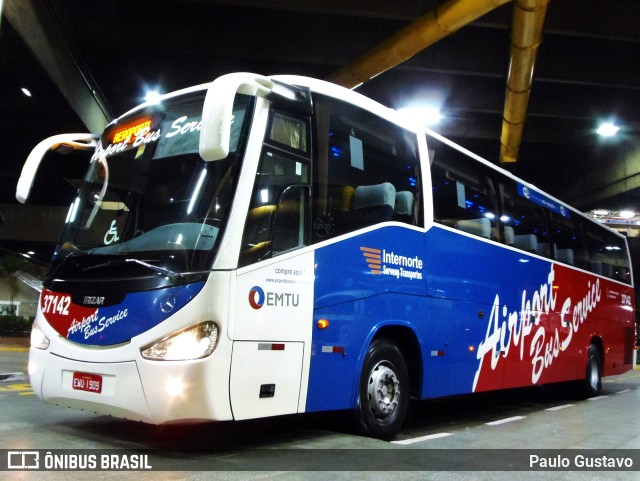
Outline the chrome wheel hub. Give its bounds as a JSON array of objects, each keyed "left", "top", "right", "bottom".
[{"left": 367, "top": 362, "right": 400, "bottom": 419}]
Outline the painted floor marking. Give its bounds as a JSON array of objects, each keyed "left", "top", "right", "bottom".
[
  {"left": 391, "top": 433, "right": 453, "bottom": 445},
  {"left": 545, "top": 404, "right": 574, "bottom": 411},
  {"left": 486, "top": 416, "right": 525, "bottom": 426},
  {"left": 0, "top": 383, "right": 33, "bottom": 395},
  {"left": 390, "top": 380, "right": 640, "bottom": 444},
  {"left": 0, "top": 347, "right": 29, "bottom": 353}
]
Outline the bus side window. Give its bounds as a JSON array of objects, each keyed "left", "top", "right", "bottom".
[
  {"left": 429, "top": 136, "right": 497, "bottom": 240},
  {"left": 499, "top": 179, "right": 549, "bottom": 254},
  {"left": 584, "top": 223, "right": 631, "bottom": 283},
  {"left": 271, "top": 185, "right": 309, "bottom": 255},
  {"left": 547, "top": 212, "right": 588, "bottom": 268},
  {"left": 312, "top": 94, "right": 422, "bottom": 242},
  {"left": 238, "top": 146, "right": 310, "bottom": 267}
]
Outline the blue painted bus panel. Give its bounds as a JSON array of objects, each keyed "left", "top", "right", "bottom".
[
  {"left": 41, "top": 282, "right": 206, "bottom": 345},
  {"left": 307, "top": 224, "right": 635, "bottom": 411},
  {"left": 308, "top": 226, "right": 427, "bottom": 411}
]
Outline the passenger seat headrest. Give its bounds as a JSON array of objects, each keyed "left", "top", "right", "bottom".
[
  {"left": 394, "top": 191, "right": 414, "bottom": 216},
  {"left": 354, "top": 182, "right": 396, "bottom": 210}
]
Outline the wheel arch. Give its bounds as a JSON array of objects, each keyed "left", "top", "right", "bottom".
[
  {"left": 367, "top": 323, "right": 424, "bottom": 400},
  {"left": 588, "top": 335, "right": 604, "bottom": 372}
]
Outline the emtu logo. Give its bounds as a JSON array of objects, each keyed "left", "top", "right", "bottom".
[
  {"left": 249, "top": 286, "right": 266, "bottom": 309},
  {"left": 248, "top": 285, "right": 300, "bottom": 309},
  {"left": 360, "top": 247, "right": 382, "bottom": 274}
]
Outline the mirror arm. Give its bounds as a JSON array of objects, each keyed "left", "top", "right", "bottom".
[
  {"left": 199, "top": 73, "right": 312, "bottom": 162},
  {"left": 16, "top": 133, "right": 99, "bottom": 204},
  {"left": 199, "top": 73, "right": 273, "bottom": 162}
]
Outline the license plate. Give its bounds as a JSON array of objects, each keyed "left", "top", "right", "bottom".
[{"left": 72, "top": 372, "right": 102, "bottom": 394}]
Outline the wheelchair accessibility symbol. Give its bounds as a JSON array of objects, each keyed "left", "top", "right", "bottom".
[{"left": 104, "top": 220, "right": 120, "bottom": 245}]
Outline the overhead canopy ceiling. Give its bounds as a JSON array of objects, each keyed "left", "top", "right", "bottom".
[{"left": 2, "top": 0, "right": 640, "bottom": 220}]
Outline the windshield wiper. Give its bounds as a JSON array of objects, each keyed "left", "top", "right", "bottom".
[
  {"left": 46, "top": 249, "right": 89, "bottom": 283},
  {"left": 84, "top": 258, "right": 184, "bottom": 281},
  {"left": 125, "top": 259, "right": 185, "bottom": 281}
]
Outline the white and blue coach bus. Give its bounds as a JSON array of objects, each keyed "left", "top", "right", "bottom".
[{"left": 17, "top": 73, "right": 635, "bottom": 439}]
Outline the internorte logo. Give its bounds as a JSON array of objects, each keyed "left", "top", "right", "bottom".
[
  {"left": 248, "top": 285, "right": 299, "bottom": 310},
  {"left": 360, "top": 246, "right": 424, "bottom": 280},
  {"left": 360, "top": 247, "right": 383, "bottom": 274}
]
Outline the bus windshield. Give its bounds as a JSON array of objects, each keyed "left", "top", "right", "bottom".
[{"left": 50, "top": 91, "right": 253, "bottom": 286}]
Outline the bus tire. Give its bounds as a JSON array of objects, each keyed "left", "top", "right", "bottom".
[
  {"left": 578, "top": 344, "right": 602, "bottom": 398},
  {"left": 355, "top": 338, "right": 409, "bottom": 440}
]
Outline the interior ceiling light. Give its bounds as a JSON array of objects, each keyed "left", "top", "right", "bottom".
[
  {"left": 21, "top": 87, "right": 32, "bottom": 97},
  {"left": 596, "top": 122, "right": 620, "bottom": 137}
]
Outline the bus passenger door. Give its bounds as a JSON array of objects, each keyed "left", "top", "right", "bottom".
[
  {"left": 230, "top": 250, "right": 315, "bottom": 420},
  {"left": 229, "top": 110, "right": 314, "bottom": 420}
]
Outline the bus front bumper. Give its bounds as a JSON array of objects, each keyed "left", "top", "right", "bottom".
[{"left": 28, "top": 347, "right": 234, "bottom": 424}]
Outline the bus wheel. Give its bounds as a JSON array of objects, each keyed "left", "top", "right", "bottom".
[
  {"left": 355, "top": 339, "right": 409, "bottom": 440},
  {"left": 576, "top": 344, "right": 602, "bottom": 398},
  {"left": 585, "top": 344, "right": 602, "bottom": 396}
]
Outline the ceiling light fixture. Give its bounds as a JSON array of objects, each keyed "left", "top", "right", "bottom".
[
  {"left": 398, "top": 106, "right": 443, "bottom": 127},
  {"left": 596, "top": 122, "right": 620, "bottom": 137},
  {"left": 144, "top": 90, "right": 162, "bottom": 104},
  {"left": 21, "top": 87, "right": 32, "bottom": 97}
]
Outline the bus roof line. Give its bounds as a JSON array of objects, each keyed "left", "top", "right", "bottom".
[{"left": 424, "top": 127, "right": 627, "bottom": 240}]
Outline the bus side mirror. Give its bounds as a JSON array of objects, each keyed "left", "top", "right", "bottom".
[
  {"left": 199, "top": 73, "right": 273, "bottom": 162},
  {"left": 199, "top": 73, "right": 312, "bottom": 162},
  {"left": 16, "top": 133, "right": 99, "bottom": 204}
]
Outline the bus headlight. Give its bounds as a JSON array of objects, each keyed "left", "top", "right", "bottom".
[
  {"left": 141, "top": 321, "right": 219, "bottom": 361},
  {"left": 30, "top": 321, "right": 50, "bottom": 350}
]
